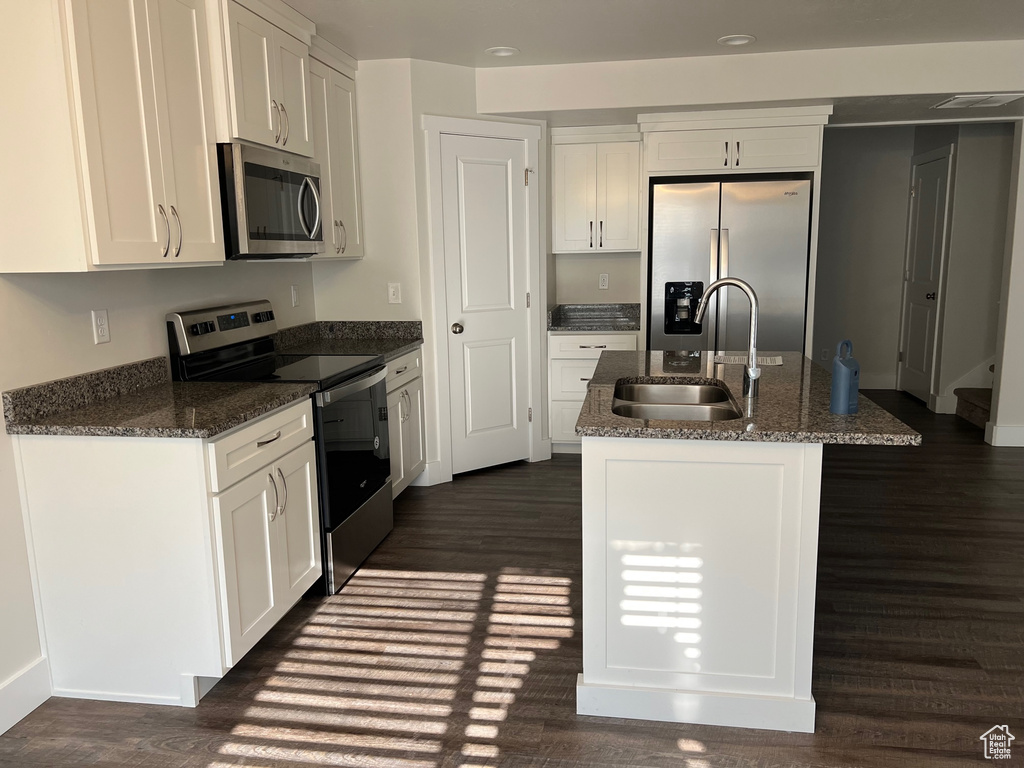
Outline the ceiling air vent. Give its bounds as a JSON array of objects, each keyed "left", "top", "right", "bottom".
[{"left": 932, "top": 94, "right": 1024, "bottom": 109}]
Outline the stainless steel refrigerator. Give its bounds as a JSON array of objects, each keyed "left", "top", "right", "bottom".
[{"left": 648, "top": 177, "right": 812, "bottom": 353}]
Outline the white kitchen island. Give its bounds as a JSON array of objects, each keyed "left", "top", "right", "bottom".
[{"left": 575, "top": 351, "right": 920, "bottom": 733}]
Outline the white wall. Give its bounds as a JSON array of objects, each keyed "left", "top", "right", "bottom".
[
  {"left": 936, "top": 123, "right": 1014, "bottom": 400},
  {"left": 989, "top": 123, "right": 1024, "bottom": 446},
  {"left": 813, "top": 127, "right": 914, "bottom": 388},
  {"left": 0, "top": 261, "right": 314, "bottom": 730},
  {"left": 312, "top": 61, "right": 420, "bottom": 320},
  {"left": 476, "top": 41, "right": 1024, "bottom": 116},
  {"left": 553, "top": 252, "right": 641, "bottom": 305}
]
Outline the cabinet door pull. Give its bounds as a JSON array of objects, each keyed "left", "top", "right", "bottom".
[
  {"left": 402, "top": 390, "right": 411, "bottom": 423},
  {"left": 280, "top": 103, "right": 290, "bottom": 146},
  {"left": 334, "top": 221, "right": 342, "bottom": 254},
  {"left": 268, "top": 472, "right": 280, "bottom": 521},
  {"left": 599, "top": 220, "right": 603, "bottom": 248},
  {"left": 735, "top": 141, "right": 740, "bottom": 167},
  {"left": 158, "top": 205, "right": 170, "bottom": 257},
  {"left": 169, "top": 205, "right": 182, "bottom": 258},
  {"left": 340, "top": 220, "right": 347, "bottom": 254},
  {"left": 579, "top": 344, "right": 607, "bottom": 349},
  {"left": 272, "top": 100, "right": 282, "bottom": 143},
  {"left": 589, "top": 220, "right": 593, "bottom": 248},
  {"left": 277, "top": 467, "right": 289, "bottom": 514},
  {"left": 257, "top": 431, "right": 281, "bottom": 447},
  {"left": 724, "top": 142, "right": 728, "bottom": 167}
]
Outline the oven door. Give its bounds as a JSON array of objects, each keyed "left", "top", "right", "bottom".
[
  {"left": 221, "top": 143, "right": 325, "bottom": 258},
  {"left": 314, "top": 366, "right": 391, "bottom": 532}
]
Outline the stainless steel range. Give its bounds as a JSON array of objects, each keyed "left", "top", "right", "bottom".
[{"left": 166, "top": 300, "right": 393, "bottom": 594}]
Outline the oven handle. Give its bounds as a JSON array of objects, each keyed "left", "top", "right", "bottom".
[{"left": 316, "top": 365, "right": 387, "bottom": 406}]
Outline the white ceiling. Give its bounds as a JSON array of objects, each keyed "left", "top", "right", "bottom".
[{"left": 286, "top": 0, "right": 1024, "bottom": 69}]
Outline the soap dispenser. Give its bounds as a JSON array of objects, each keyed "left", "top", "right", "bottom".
[{"left": 830, "top": 340, "right": 860, "bottom": 415}]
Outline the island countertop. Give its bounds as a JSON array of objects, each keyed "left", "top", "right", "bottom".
[{"left": 577, "top": 350, "right": 921, "bottom": 446}]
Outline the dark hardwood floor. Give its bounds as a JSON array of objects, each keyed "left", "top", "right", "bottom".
[{"left": 2, "top": 391, "right": 1022, "bottom": 767}]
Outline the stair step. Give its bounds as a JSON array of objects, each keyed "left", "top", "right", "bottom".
[{"left": 953, "top": 387, "right": 991, "bottom": 429}]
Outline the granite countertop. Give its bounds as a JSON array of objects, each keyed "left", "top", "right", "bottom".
[
  {"left": 577, "top": 350, "right": 922, "bottom": 446},
  {"left": 4, "top": 378, "right": 317, "bottom": 439},
  {"left": 3, "top": 320, "right": 425, "bottom": 439},
  {"left": 548, "top": 303, "right": 640, "bottom": 332}
]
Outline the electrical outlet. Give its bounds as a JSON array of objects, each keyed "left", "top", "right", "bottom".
[
  {"left": 820, "top": 348, "right": 829, "bottom": 361},
  {"left": 291, "top": 285, "right": 300, "bottom": 307},
  {"left": 599, "top": 273, "right": 609, "bottom": 290},
  {"left": 91, "top": 309, "right": 110, "bottom": 345},
  {"left": 388, "top": 282, "right": 402, "bottom": 304}
]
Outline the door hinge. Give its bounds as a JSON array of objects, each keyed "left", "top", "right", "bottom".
[
  {"left": 528, "top": 407, "right": 533, "bottom": 422},
  {"left": 525, "top": 168, "right": 534, "bottom": 186},
  {"left": 910, "top": 187, "right": 916, "bottom": 198},
  {"left": 526, "top": 292, "right": 531, "bottom": 308}
]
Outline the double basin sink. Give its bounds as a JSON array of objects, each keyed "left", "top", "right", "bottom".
[{"left": 611, "top": 382, "right": 743, "bottom": 421}]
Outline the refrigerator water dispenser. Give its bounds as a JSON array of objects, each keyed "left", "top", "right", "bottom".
[{"left": 664, "top": 281, "right": 704, "bottom": 335}]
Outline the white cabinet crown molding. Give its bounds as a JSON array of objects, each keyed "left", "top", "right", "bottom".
[
  {"left": 309, "top": 35, "right": 357, "bottom": 77},
  {"left": 228, "top": 0, "right": 314, "bottom": 45},
  {"left": 639, "top": 105, "right": 833, "bottom": 133}
]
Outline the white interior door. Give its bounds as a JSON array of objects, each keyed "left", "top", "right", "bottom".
[
  {"left": 898, "top": 148, "right": 952, "bottom": 402},
  {"left": 441, "top": 133, "right": 531, "bottom": 474}
]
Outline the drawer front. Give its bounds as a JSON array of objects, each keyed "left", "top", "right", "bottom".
[
  {"left": 387, "top": 349, "right": 422, "bottom": 393},
  {"left": 550, "top": 400, "right": 585, "bottom": 443},
  {"left": 208, "top": 399, "right": 314, "bottom": 492},
  {"left": 551, "top": 358, "right": 600, "bottom": 400},
  {"left": 550, "top": 333, "right": 638, "bottom": 359}
]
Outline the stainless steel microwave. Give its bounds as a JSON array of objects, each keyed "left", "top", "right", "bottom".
[{"left": 218, "top": 142, "right": 325, "bottom": 259}]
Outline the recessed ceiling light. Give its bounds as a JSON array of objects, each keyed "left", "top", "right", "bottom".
[
  {"left": 484, "top": 46, "right": 520, "bottom": 57},
  {"left": 717, "top": 34, "right": 756, "bottom": 47}
]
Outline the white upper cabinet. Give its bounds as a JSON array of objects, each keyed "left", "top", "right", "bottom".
[
  {"left": 552, "top": 142, "right": 639, "bottom": 253},
  {"left": 224, "top": 1, "right": 313, "bottom": 157},
  {"left": 645, "top": 126, "right": 821, "bottom": 173},
  {"left": 309, "top": 55, "right": 364, "bottom": 259},
  {"left": 1, "top": 0, "right": 224, "bottom": 271}
]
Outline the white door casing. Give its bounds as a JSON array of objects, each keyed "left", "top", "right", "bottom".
[
  {"left": 898, "top": 147, "right": 954, "bottom": 402},
  {"left": 441, "top": 133, "right": 531, "bottom": 474}
]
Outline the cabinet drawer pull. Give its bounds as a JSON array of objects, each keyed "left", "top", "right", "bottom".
[
  {"left": 268, "top": 472, "right": 280, "bottom": 521},
  {"left": 257, "top": 431, "right": 281, "bottom": 447},
  {"left": 272, "top": 100, "right": 281, "bottom": 143},
  {"left": 735, "top": 141, "right": 740, "bottom": 167},
  {"left": 589, "top": 220, "right": 593, "bottom": 248},
  {"left": 579, "top": 344, "right": 607, "bottom": 349},
  {"left": 579, "top": 377, "right": 591, "bottom": 382},
  {"left": 394, "top": 366, "right": 408, "bottom": 375},
  {"left": 724, "top": 141, "right": 728, "bottom": 167},
  {"left": 277, "top": 467, "right": 289, "bottom": 514}
]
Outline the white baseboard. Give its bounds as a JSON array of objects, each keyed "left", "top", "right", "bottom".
[
  {"left": 986, "top": 423, "right": 1024, "bottom": 447},
  {"left": 551, "top": 442, "right": 582, "bottom": 455},
  {"left": 576, "top": 674, "right": 815, "bottom": 733},
  {"left": 0, "top": 657, "right": 50, "bottom": 735},
  {"left": 409, "top": 460, "right": 448, "bottom": 487},
  {"left": 51, "top": 686, "right": 184, "bottom": 707},
  {"left": 859, "top": 373, "right": 897, "bottom": 389}
]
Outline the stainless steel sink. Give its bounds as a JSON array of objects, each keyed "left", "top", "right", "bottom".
[
  {"left": 612, "top": 381, "right": 742, "bottom": 421},
  {"left": 614, "top": 382, "right": 731, "bottom": 405},
  {"left": 611, "top": 402, "right": 743, "bottom": 421}
]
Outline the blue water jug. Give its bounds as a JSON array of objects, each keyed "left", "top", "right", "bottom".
[{"left": 830, "top": 340, "right": 860, "bottom": 415}]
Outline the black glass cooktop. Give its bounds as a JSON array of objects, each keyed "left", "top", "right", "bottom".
[{"left": 267, "top": 354, "right": 382, "bottom": 388}]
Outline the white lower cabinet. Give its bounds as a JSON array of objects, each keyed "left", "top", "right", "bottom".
[
  {"left": 213, "top": 440, "right": 320, "bottom": 666},
  {"left": 549, "top": 332, "right": 638, "bottom": 447},
  {"left": 13, "top": 399, "right": 321, "bottom": 706},
  {"left": 386, "top": 349, "right": 426, "bottom": 497}
]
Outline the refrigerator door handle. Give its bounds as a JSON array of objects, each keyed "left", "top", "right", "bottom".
[
  {"left": 709, "top": 229, "right": 720, "bottom": 349},
  {"left": 719, "top": 228, "right": 730, "bottom": 351}
]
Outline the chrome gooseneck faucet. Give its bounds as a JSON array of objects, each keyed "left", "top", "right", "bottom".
[{"left": 695, "top": 277, "right": 760, "bottom": 398}]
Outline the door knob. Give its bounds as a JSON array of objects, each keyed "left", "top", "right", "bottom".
[
  {"left": 925, "top": 292, "right": 936, "bottom": 301},
  {"left": 451, "top": 322, "right": 464, "bottom": 334}
]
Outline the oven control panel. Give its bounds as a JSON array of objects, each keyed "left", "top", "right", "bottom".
[{"left": 167, "top": 299, "right": 277, "bottom": 356}]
